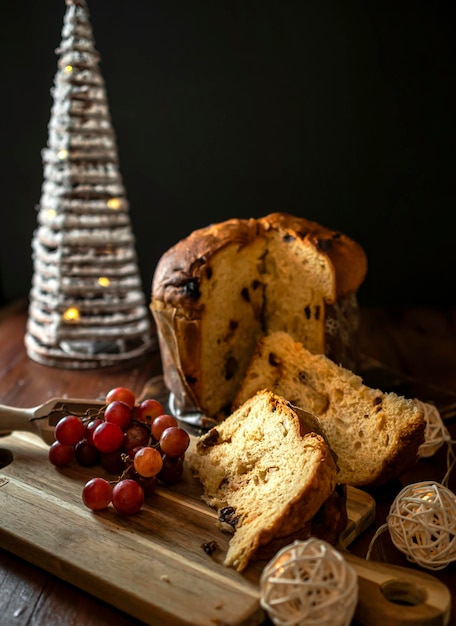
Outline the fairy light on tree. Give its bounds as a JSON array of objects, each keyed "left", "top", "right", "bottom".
[{"left": 25, "top": 0, "right": 155, "bottom": 368}]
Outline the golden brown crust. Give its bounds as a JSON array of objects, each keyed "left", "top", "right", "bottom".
[
  {"left": 152, "top": 218, "right": 260, "bottom": 308},
  {"left": 152, "top": 213, "right": 367, "bottom": 306}
]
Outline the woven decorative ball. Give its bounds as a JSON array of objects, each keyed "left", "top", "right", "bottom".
[
  {"left": 416, "top": 400, "right": 451, "bottom": 458},
  {"left": 260, "top": 539, "right": 358, "bottom": 626},
  {"left": 388, "top": 481, "right": 456, "bottom": 570}
]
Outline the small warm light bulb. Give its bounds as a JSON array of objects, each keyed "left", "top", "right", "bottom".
[
  {"left": 64, "top": 64, "right": 73, "bottom": 74},
  {"left": 45, "top": 209, "right": 57, "bottom": 220},
  {"left": 57, "top": 149, "right": 68, "bottom": 160},
  {"left": 107, "top": 198, "right": 122, "bottom": 210},
  {"left": 98, "top": 277, "right": 110, "bottom": 287},
  {"left": 63, "top": 307, "right": 80, "bottom": 322}
]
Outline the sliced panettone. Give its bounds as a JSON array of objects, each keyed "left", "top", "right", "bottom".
[
  {"left": 187, "top": 390, "right": 341, "bottom": 572},
  {"left": 233, "top": 331, "right": 426, "bottom": 487}
]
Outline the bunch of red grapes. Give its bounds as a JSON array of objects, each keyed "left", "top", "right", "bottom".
[{"left": 48, "top": 386, "right": 190, "bottom": 515}]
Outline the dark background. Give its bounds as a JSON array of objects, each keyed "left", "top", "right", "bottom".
[{"left": 1, "top": 1, "right": 454, "bottom": 307}]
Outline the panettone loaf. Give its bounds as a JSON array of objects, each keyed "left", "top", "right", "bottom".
[
  {"left": 187, "top": 390, "right": 341, "bottom": 572},
  {"left": 234, "top": 331, "right": 426, "bottom": 487},
  {"left": 151, "top": 213, "right": 367, "bottom": 421}
]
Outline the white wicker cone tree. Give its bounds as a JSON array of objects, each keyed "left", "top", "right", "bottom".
[{"left": 25, "top": 0, "right": 155, "bottom": 368}]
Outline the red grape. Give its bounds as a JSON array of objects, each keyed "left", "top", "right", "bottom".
[
  {"left": 136, "top": 398, "right": 165, "bottom": 425},
  {"left": 126, "top": 445, "right": 143, "bottom": 460},
  {"left": 48, "top": 390, "right": 187, "bottom": 517},
  {"left": 105, "top": 386, "right": 136, "bottom": 409},
  {"left": 55, "top": 415, "right": 85, "bottom": 446},
  {"left": 123, "top": 424, "right": 150, "bottom": 451},
  {"left": 82, "top": 477, "right": 112, "bottom": 511},
  {"left": 151, "top": 414, "right": 178, "bottom": 441},
  {"left": 158, "top": 454, "right": 184, "bottom": 485},
  {"left": 112, "top": 479, "right": 144, "bottom": 515},
  {"left": 133, "top": 446, "right": 163, "bottom": 477},
  {"left": 100, "top": 449, "right": 126, "bottom": 474},
  {"left": 159, "top": 426, "right": 190, "bottom": 458},
  {"left": 92, "top": 421, "right": 124, "bottom": 453},
  {"left": 74, "top": 439, "right": 100, "bottom": 467},
  {"left": 85, "top": 418, "right": 104, "bottom": 446},
  {"left": 132, "top": 472, "right": 158, "bottom": 498},
  {"left": 104, "top": 400, "right": 132, "bottom": 430},
  {"left": 49, "top": 440, "right": 75, "bottom": 467}
]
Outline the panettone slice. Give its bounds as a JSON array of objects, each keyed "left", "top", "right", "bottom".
[
  {"left": 187, "top": 390, "right": 340, "bottom": 572},
  {"left": 234, "top": 331, "right": 425, "bottom": 487}
]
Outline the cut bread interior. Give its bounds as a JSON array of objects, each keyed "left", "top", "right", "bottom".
[
  {"left": 187, "top": 389, "right": 340, "bottom": 571},
  {"left": 233, "top": 331, "right": 425, "bottom": 487}
]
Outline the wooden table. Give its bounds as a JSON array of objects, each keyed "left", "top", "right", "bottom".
[{"left": 1, "top": 299, "right": 455, "bottom": 626}]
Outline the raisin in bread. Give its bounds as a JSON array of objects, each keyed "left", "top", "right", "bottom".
[
  {"left": 151, "top": 213, "right": 367, "bottom": 422},
  {"left": 233, "top": 331, "right": 425, "bottom": 487},
  {"left": 187, "top": 389, "right": 341, "bottom": 572}
]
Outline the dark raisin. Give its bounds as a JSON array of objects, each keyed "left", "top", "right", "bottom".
[
  {"left": 283, "top": 234, "right": 295, "bottom": 242},
  {"left": 205, "top": 266, "right": 213, "bottom": 280},
  {"left": 225, "top": 356, "right": 238, "bottom": 381},
  {"left": 219, "top": 507, "right": 241, "bottom": 529},
  {"left": 241, "top": 287, "right": 250, "bottom": 302},
  {"left": 304, "top": 305, "right": 311, "bottom": 320},
  {"left": 201, "top": 540, "right": 218, "bottom": 556},
  {"left": 251, "top": 279, "right": 261, "bottom": 290},
  {"left": 298, "top": 370, "right": 309, "bottom": 383},
  {"left": 199, "top": 428, "right": 220, "bottom": 448},
  {"left": 374, "top": 397, "right": 382, "bottom": 405},
  {"left": 219, "top": 506, "right": 234, "bottom": 520},
  {"left": 182, "top": 279, "right": 200, "bottom": 299},
  {"left": 268, "top": 352, "right": 281, "bottom": 367},
  {"left": 229, "top": 320, "right": 238, "bottom": 331}
]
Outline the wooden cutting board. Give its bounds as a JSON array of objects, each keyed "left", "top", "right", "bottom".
[{"left": 0, "top": 431, "right": 375, "bottom": 626}]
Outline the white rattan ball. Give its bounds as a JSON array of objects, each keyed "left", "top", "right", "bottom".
[
  {"left": 416, "top": 400, "right": 451, "bottom": 458},
  {"left": 388, "top": 481, "right": 456, "bottom": 570},
  {"left": 260, "top": 539, "right": 358, "bottom": 626}
]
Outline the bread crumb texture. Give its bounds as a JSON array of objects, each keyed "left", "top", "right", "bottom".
[
  {"left": 234, "top": 331, "right": 426, "bottom": 486},
  {"left": 188, "top": 390, "right": 339, "bottom": 571}
]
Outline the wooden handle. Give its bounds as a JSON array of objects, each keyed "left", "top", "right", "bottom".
[
  {"left": 0, "top": 400, "right": 63, "bottom": 443},
  {"left": 344, "top": 552, "right": 451, "bottom": 625},
  {"left": 0, "top": 404, "right": 37, "bottom": 435}
]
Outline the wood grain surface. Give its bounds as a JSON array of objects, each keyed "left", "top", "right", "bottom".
[{"left": 0, "top": 431, "right": 374, "bottom": 626}]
